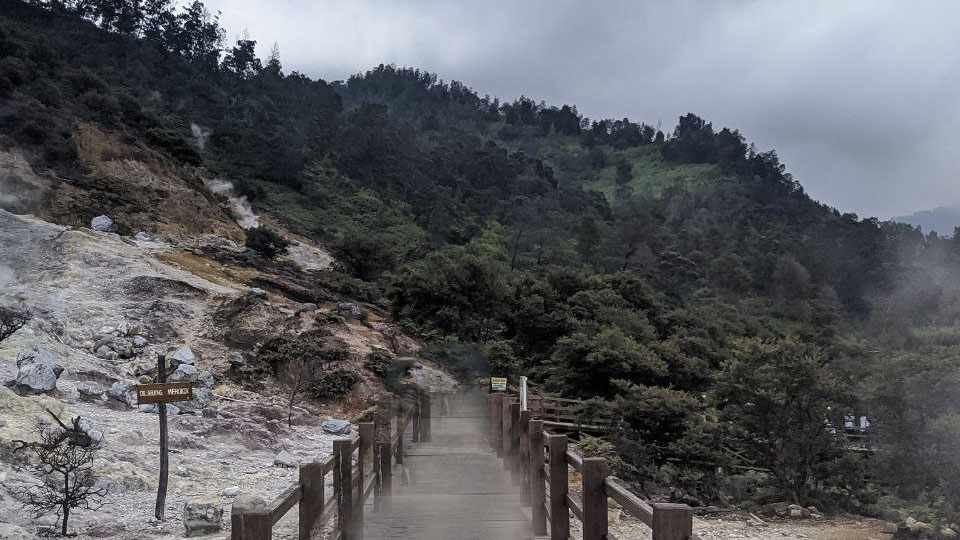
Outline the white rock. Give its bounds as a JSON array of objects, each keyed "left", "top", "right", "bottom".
[
  {"left": 15, "top": 348, "right": 64, "bottom": 394},
  {"left": 227, "top": 352, "right": 246, "bottom": 366},
  {"left": 169, "top": 346, "right": 196, "bottom": 367},
  {"left": 169, "top": 364, "right": 198, "bottom": 382},
  {"left": 221, "top": 486, "right": 241, "bottom": 497},
  {"left": 91, "top": 215, "right": 113, "bottom": 232},
  {"left": 77, "top": 418, "right": 104, "bottom": 444},
  {"left": 274, "top": 450, "right": 298, "bottom": 468}
]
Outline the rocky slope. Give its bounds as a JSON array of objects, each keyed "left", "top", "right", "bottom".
[{"left": 0, "top": 146, "right": 447, "bottom": 538}]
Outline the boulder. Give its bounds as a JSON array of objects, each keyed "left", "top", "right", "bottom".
[
  {"left": 169, "top": 346, "right": 196, "bottom": 367},
  {"left": 108, "top": 380, "right": 138, "bottom": 407},
  {"left": 182, "top": 499, "right": 223, "bottom": 536},
  {"left": 321, "top": 418, "right": 352, "bottom": 435},
  {"left": 788, "top": 503, "right": 805, "bottom": 518},
  {"left": 133, "top": 232, "right": 151, "bottom": 242},
  {"left": 221, "top": 486, "right": 241, "bottom": 497},
  {"left": 227, "top": 352, "right": 246, "bottom": 367},
  {"left": 166, "top": 233, "right": 180, "bottom": 245},
  {"left": 169, "top": 364, "right": 198, "bottom": 383},
  {"left": 76, "top": 381, "right": 106, "bottom": 402},
  {"left": 274, "top": 450, "right": 298, "bottom": 468},
  {"left": 295, "top": 303, "right": 317, "bottom": 316},
  {"left": 337, "top": 302, "right": 364, "bottom": 319},
  {"left": 908, "top": 518, "right": 934, "bottom": 533},
  {"left": 116, "top": 321, "right": 129, "bottom": 335},
  {"left": 15, "top": 348, "right": 64, "bottom": 394},
  {"left": 95, "top": 345, "right": 116, "bottom": 360},
  {"left": 77, "top": 418, "right": 104, "bottom": 445},
  {"left": 115, "top": 340, "right": 136, "bottom": 359},
  {"left": 90, "top": 215, "right": 113, "bottom": 232},
  {"left": 942, "top": 527, "right": 958, "bottom": 538},
  {"left": 97, "top": 325, "right": 116, "bottom": 335},
  {"left": 196, "top": 371, "right": 215, "bottom": 388},
  {"left": 128, "top": 359, "right": 157, "bottom": 378},
  {"left": 231, "top": 492, "right": 266, "bottom": 515},
  {"left": 249, "top": 287, "right": 267, "bottom": 299},
  {"left": 132, "top": 336, "right": 148, "bottom": 348}
]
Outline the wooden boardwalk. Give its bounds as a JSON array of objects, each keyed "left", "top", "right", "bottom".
[{"left": 363, "top": 390, "right": 532, "bottom": 540}]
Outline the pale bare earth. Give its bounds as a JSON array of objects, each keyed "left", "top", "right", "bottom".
[
  {"left": 610, "top": 512, "right": 891, "bottom": 540},
  {"left": 0, "top": 209, "right": 421, "bottom": 539}
]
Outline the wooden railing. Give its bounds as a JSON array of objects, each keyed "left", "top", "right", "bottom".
[
  {"left": 231, "top": 391, "right": 432, "bottom": 540},
  {"left": 527, "top": 394, "right": 615, "bottom": 432},
  {"left": 490, "top": 392, "right": 699, "bottom": 540}
]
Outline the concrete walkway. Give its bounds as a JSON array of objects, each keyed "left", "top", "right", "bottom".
[{"left": 363, "top": 389, "right": 532, "bottom": 540}]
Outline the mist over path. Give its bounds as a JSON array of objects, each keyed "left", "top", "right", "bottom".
[{"left": 363, "top": 389, "right": 531, "bottom": 540}]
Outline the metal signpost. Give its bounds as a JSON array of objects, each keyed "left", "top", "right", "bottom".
[{"left": 135, "top": 355, "right": 196, "bottom": 520}]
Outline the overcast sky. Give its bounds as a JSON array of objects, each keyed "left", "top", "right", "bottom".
[{"left": 202, "top": 0, "right": 960, "bottom": 219}]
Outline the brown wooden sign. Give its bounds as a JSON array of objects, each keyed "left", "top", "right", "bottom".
[{"left": 135, "top": 382, "right": 194, "bottom": 404}]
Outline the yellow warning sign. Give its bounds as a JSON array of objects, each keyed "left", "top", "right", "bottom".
[{"left": 490, "top": 377, "right": 507, "bottom": 392}]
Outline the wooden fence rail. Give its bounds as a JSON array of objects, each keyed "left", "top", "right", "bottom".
[
  {"left": 231, "top": 391, "right": 438, "bottom": 540},
  {"left": 491, "top": 393, "right": 699, "bottom": 540}
]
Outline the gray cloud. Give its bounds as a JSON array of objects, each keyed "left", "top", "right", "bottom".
[{"left": 203, "top": 0, "right": 960, "bottom": 218}]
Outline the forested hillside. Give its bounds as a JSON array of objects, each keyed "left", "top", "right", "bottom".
[{"left": 5, "top": 0, "right": 960, "bottom": 527}]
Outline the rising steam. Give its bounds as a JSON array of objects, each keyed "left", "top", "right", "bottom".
[{"left": 206, "top": 179, "right": 260, "bottom": 229}]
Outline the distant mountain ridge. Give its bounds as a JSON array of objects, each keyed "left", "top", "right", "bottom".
[{"left": 894, "top": 206, "right": 960, "bottom": 236}]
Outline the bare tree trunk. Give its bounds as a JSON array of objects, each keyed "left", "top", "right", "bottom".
[{"left": 62, "top": 472, "right": 69, "bottom": 536}]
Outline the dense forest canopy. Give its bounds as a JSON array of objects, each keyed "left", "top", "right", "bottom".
[{"left": 5, "top": 0, "right": 960, "bottom": 525}]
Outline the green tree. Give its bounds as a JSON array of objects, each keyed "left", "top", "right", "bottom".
[
  {"left": 547, "top": 326, "right": 666, "bottom": 398},
  {"left": 714, "top": 338, "right": 850, "bottom": 503}
]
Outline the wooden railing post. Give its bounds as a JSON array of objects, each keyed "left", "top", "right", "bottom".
[
  {"left": 241, "top": 511, "right": 272, "bottom": 540},
  {"left": 420, "top": 391, "right": 432, "bottom": 442},
  {"left": 395, "top": 405, "right": 404, "bottom": 465},
  {"left": 501, "top": 397, "right": 514, "bottom": 470},
  {"left": 509, "top": 401, "right": 521, "bottom": 482},
  {"left": 652, "top": 503, "right": 693, "bottom": 540},
  {"left": 581, "top": 457, "right": 609, "bottom": 540},
  {"left": 492, "top": 393, "right": 504, "bottom": 455},
  {"left": 412, "top": 394, "right": 421, "bottom": 443},
  {"left": 334, "top": 438, "right": 353, "bottom": 540},
  {"left": 510, "top": 400, "right": 520, "bottom": 486},
  {"left": 378, "top": 441, "right": 391, "bottom": 494},
  {"left": 519, "top": 409, "right": 531, "bottom": 494},
  {"left": 357, "top": 422, "right": 374, "bottom": 539},
  {"left": 547, "top": 433, "right": 569, "bottom": 540},
  {"left": 299, "top": 462, "right": 325, "bottom": 540},
  {"left": 380, "top": 420, "right": 392, "bottom": 496},
  {"left": 529, "top": 419, "right": 547, "bottom": 536},
  {"left": 440, "top": 392, "right": 449, "bottom": 416}
]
